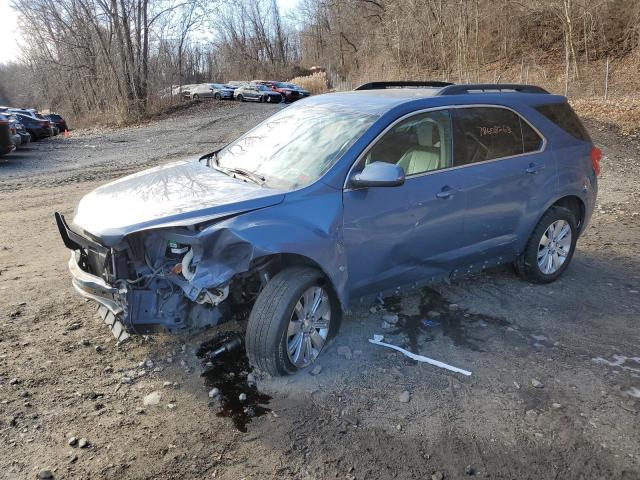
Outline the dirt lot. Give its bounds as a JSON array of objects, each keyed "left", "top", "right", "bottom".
[{"left": 1, "top": 101, "right": 639, "bottom": 480}]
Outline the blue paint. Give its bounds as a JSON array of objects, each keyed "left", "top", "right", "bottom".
[{"left": 61, "top": 87, "right": 598, "bottom": 333}]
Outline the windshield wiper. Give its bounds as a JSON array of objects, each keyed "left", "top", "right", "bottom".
[
  {"left": 225, "top": 167, "right": 266, "bottom": 186},
  {"left": 208, "top": 151, "right": 265, "bottom": 185},
  {"left": 211, "top": 162, "right": 266, "bottom": 186}
]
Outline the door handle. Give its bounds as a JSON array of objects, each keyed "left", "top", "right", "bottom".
[
  {"left": 526, "top": 162, "right": 545, "bottom": 174},
  {"left": 436, "top": 187, "right": 453, "bottom": 199}
]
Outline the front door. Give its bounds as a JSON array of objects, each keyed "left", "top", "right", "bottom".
[{"left": 342, "top": 109, "right": 468, "bottom": 298}]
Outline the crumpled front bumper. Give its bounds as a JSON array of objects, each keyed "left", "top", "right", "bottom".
[{"left": 68, "top": 251, "right": 130, "bottom": 341}]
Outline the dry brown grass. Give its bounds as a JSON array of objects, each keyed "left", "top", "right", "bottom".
[
  {"left": 572, "top": 97, "right": 640, "bottom": 134},
  {"left": 287, "top": 72, "right": 329, "bottom": 94}
]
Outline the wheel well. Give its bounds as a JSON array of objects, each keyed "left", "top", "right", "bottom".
[
  {"left": 552, "top": 196, "right": 585, "bottom": 231},
  {"left": 243, "top": 253, "right": 341, "bottom": 304},
  {"left": 262, "top": 253, "right": 330, "bottom": 284}
]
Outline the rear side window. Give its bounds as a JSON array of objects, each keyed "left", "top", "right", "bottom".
[
  {"left": 453, "top": 107, "right": 542, "bottom": 166},
  {"left": 535, "top": 102, "right": 591, "bottom": 141},
  {"left": 521, "top": 120, "right": 543, "bottom": 152}
]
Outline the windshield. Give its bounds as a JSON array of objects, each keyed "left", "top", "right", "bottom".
[{"left": 216, "top": 104, "right": 377, "bottom": 190}]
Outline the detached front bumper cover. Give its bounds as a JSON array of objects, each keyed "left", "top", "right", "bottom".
[
  {"left": 68, "top": 252, "right": 121, "bottom": 315},
  {"left": 57, "top": 212, "right": 131, "bottom": 340},
  {"left": 68, "top": 252, "right": 130, "bottom": 341}
]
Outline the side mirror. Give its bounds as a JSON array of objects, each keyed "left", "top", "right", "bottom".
[{"left": 350, "top": 161, "right": 405, "bottom": 188}]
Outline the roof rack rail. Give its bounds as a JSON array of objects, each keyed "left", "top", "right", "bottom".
[
  {"left": 354, "top": 81, "right": 454, "bottom": 91},
  {"left": 438, "top": 83, "right": 549, "bottom": 95}
]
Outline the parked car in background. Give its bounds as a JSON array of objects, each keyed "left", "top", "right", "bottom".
[
  {"left": 225, "top": 81, "right": 248, "bottom": 90},
  {"left": 9, "top": 108, "right": 39, "bottom": 119},
  {"left": 210, "top": 83, "right": 234, "bottom": 100},
  {"left": 0, "top": 114, "right": 15, "bottom": 156},
  {"left": 178, "top": 84, "right": 197, "bottom": 99},
  {"left": 9, "top": 115, "right": 31, "bottom": 146},
  {"left": 234, "top": 84, "right": 282, "bottom": 103},
  {"left": 255, "top": 81, "right": 309, "bottom": 102},
  {"left": 46, "top": 113, "right": 68, "bottom": 132},
  {"left": 15, "top": 113, "right": 52, "bottom": 141},
  {"left": 186, "top": 83, "right": 235, "bottom": 100}
]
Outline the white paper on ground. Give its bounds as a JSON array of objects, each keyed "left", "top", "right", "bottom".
[{"left": 369, "top": 334, "right": 472, "bottom": 376}]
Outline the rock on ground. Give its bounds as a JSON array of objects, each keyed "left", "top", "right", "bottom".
[{"left": 143, "top": 391, "right": 162, "bottom": 406}]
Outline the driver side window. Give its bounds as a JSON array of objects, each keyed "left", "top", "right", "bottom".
[{"left": 360, "top": 109, "right": 453, "bottom": 176}]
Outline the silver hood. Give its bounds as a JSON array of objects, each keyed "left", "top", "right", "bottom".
[{"left": 72, "top": 159, "right": 285, "bottom": 246}]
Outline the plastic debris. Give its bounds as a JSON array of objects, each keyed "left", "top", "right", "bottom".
[
  {"left": 368, "top": 334, "right": 472, "bottom": 376},
  {"left": 421, "top": 319, "right": 440, "bottom": 327}
]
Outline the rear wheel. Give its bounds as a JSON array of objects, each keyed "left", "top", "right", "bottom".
[
  {"left": 515, "top": 206, "right": 577, "bottom": 283},
  {"left": 246, "top": 266, "right": 340, "bottom": 376}
]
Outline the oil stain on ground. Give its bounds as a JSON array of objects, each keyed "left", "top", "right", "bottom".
[
  {"left": 383, "top": 287, "right": 510, "bottom": 354},
  {"left": 198, "top": 332, "right": 271, "bottom": 432}
]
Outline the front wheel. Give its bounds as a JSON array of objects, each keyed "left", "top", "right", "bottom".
[
  {"left": 246, "top": 267, "right": 340, "bottom": 376},
  {"left": 192, "top": 94, "right": 199, "bottom": 100},
  {"left": 515, "top": 206, "right": 577, "bottom": 283},
  {"left": 237, "top": 94, "right": 244, "bottom": 102},
  {"left": 214, "top": 92, "right": 221, "bottom": 100}
]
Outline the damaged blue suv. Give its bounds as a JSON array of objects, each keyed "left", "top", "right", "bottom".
[{"left": 56, "top": 82, "right": 600, "bottom": 375}]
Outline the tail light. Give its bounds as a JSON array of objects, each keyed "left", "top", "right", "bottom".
[
  {"left": 11, "top": 127, "right": 16, "bottom": 135},
  {"left": 590, "top": 146, "right": 602, "bottom": 176}
]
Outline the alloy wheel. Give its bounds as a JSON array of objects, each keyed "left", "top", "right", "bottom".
[
  {"left": 286, "top": 286, "right": 330, "bottom": 368},
  {"left": 537, "top": 219, "right": 572, "bottom": 274}
]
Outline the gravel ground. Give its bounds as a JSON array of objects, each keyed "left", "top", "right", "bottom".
[{"left": 0, "top": 101, "right": 638, "bottom": 480}]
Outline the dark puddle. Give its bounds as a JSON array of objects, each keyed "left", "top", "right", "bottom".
[
  {"left": 198, "top": 332, "right": 271, "bottom": 432},
  {"left": 383, "top": 287, "right": 510, "bottom": 354}
]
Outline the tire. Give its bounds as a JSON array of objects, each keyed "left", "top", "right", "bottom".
[
  {"left": 246, "top": 266, "right": 341, "bottom": 376},
  {"left": 515, "top": 206, "right": 577, "bottom": 284},
  {"left": 192, "top": 94, "right": 199, "bottom": 100},
  {"left": 214, "top": 92, "right": 221, "bottom": 100},
  {"left": 237, "top": 94, "right": 244, "bottom": 102},
  {"left": 258, "top": 95, "right": 264, "bottom": 103}
]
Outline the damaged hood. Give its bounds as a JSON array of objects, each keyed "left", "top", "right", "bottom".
[{"left": 72, "top": 159, "right": 285, "bottom": 246}]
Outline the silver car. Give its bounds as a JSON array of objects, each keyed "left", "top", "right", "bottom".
[{"left": 188, "top": 83, "right": 234, "bottom": 100}]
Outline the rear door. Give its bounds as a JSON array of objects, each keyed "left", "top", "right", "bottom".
[{"left": 451, "top": 106, "right": 551, "bottom": 261}]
